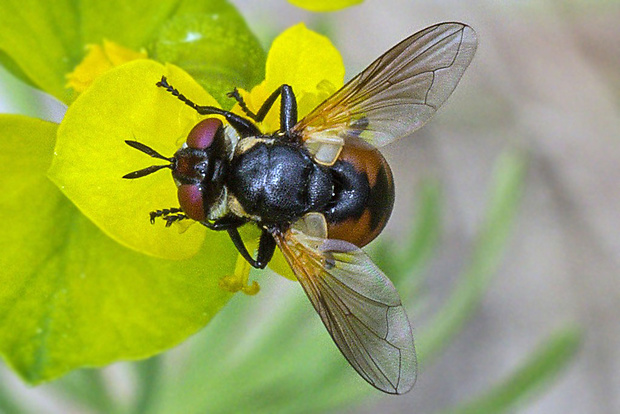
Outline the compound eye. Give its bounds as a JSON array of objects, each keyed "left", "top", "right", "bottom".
[
  {"left": 186, "top": 118, "right": 223, "bottom": 150},
  {"left": 177, "top": 184, "right": 206, "bottom": 221}
]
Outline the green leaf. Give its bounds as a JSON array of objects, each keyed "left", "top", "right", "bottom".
[
  {"left": 441, "top": 326, "right": 582, "bottom": 414},
  {"left": 151, "top": 0, "right": 266, "bottom": 107},
  {"left": 0, "top": 373, "right": 25, "bottom": 414},
  {"left": 0, "top": 0, "right": 82, "bottom": 103},
  {"left": 50, "top": 369, "right": 115, "bottom": 413},
  {"left": 0, "top": 65, "right": 49, "bottom": 119},
  {"left": 0, "top": 0, "right": 264, "bottom": 105},
  {"left": 131, "top": 356, "right": 164, "bottom": 414},
  {"left": 373, "top": 180, "right": 442, "bottom": 298},
  {"left": 397, "top": 182, "right": 442, "bottom": 279},
  {"left": 78, "top": 1, "right": 181, "bottom": 48},
  {"left": 0, "top": 50, "right": 39, "bottom": 91},
  {"left": 418, "top": 151, "right": 528, "bottom": 364},
  {"left": 0, "top": 0, "right": 180, "bottom": 104},
  {"left": 0, "top": 114, "right": 236, "bottom": 383}
]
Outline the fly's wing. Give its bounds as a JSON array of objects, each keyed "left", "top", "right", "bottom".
[
  {"left": 293, "top": 22, "right": 477, "bottom": 152},
  {"left": 274, "top": 229, "right": 417, "bottom": 394}
]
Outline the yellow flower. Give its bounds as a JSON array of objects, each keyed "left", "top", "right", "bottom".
[
  {"left": 234, "top": 23, "right": 344, "bottom": 132},
  {"left": 66, "top": 40, "right": 148, "bottom": 93},
  {"left": 288, "top": 0, "right": 363, "bottom": 12}
]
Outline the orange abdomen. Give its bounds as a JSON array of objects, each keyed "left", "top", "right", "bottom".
[{"left": 325, "top": 137, "right": 394, "bottom": 247}]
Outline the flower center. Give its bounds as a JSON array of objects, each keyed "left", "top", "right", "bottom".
[{"left": 66, "top": 40, "right": 147, "bottom": 93}]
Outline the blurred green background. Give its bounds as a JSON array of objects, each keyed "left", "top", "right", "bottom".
[{"left": 1, "top": 0, "right": 617, "bottom": 412}]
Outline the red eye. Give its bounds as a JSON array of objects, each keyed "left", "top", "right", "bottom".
[
  {"left": 177, "top": 184, "right": 205, "bottom": 221},
  {"left": 186, "top": 118, "right": 222, "bottom": 150}
]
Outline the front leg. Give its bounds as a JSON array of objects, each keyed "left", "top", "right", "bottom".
[
  {"left": 157, "top": 76, "right": 261, "bottom": 137},
  {"left": 228, "top": 85, "right": 298, "bottom": 136},
  {"left": 149, "top": 207, "right": 188, "bottom": 227}
]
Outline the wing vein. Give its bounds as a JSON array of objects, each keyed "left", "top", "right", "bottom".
[
  {"left": 274, "top": 230, "right": 417, "bottom": 394},
  {"left": 294, "top": 23, "right": 477, "bottom": 149}
]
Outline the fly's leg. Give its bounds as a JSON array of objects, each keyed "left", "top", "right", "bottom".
[
  {"left": 202, "top": 216, "right": 274, "bottom": 268},
  {"left": 227, "top": 88, "right": 256, "bottom": 119},
  {"left": 227, "top": 85, "right": 298, "bottom": 135},
  {"left": 149, "top": 207, "right": 188, "bottom": 227},
  {"left": 158, "top": 76, "right": 298, "bottom": 139},
  {"left": 157, "top": 76, "right": 260, "bottom": 137},
  {"left": 225, "top": 227, "right": 276, "bottom": 269}
]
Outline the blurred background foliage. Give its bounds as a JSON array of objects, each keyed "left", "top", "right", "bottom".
[{"left": 1, "top": 0, "right": 614, "bottom": 412}]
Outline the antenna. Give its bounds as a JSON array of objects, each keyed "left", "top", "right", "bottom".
[{"left": 123, "top": 140, "right": 174, "bottom": 179}]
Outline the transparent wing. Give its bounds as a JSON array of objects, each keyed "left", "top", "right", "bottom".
[
  {"left": 293, "top": 22, "right": 477, "bottom": 149},
  {"left": 274, "top": 229, "right": 417, "bottom": 394}
]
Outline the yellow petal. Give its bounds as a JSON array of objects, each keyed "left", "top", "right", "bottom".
[
  {"left": 266, "top": 23, "right": 344, "bottom": 116},
  {"left": 268, "top": 250, "right": 297, "bottom": 281},
  {"left": 236, "top": 23, "right": 344, "bottom": 132},
  {"left": 66, "top": 40, "right": 147, "bottom": 93},
  {"left": 288, "top": 0, "right": 363, "bottom": 12},
  {"left": 51, "top": 60, "right": 217, "bottom": 260}
]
